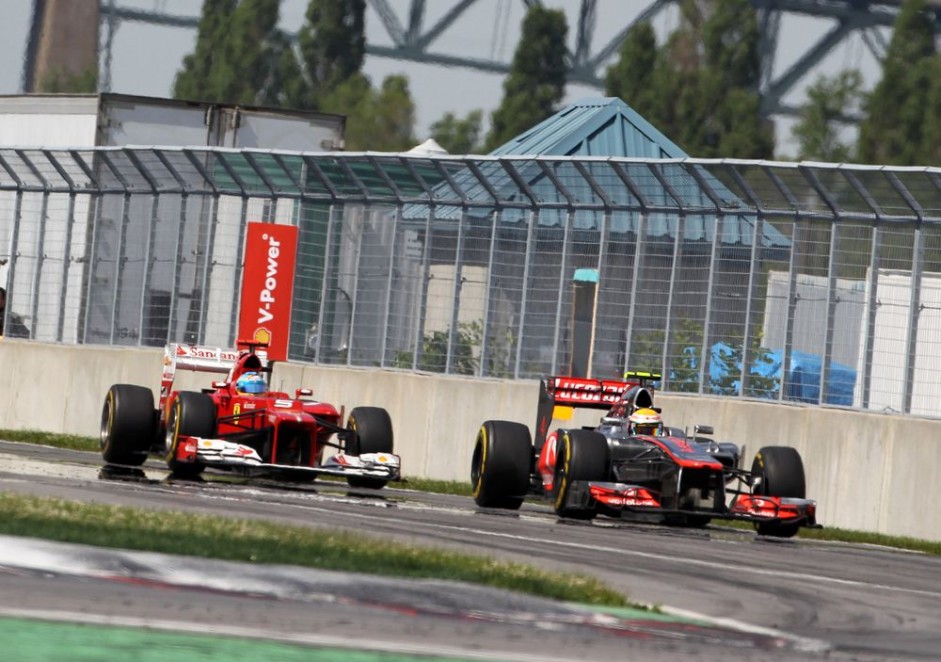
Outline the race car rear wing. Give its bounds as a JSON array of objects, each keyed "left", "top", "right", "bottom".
[
  {"left": 533, "top": 371, "right": 661, "bottom": 451},
  {"left": 159, "top": 341, "right": 269, "bottom": 406}
]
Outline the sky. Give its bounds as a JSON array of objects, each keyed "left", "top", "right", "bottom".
[{"left": 0, "top": 0, "right": 889, "bottom": 158}]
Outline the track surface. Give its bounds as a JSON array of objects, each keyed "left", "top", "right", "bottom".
[{"left": 1, "top": 440, "right": 939, "bottom": 661}]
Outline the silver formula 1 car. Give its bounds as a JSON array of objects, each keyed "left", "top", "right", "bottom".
[{"left": 471, "top": 372, "right": 818, "bottom": 537}]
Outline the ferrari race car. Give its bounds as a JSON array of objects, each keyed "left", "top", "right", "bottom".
[
  {"left": 471, "top": 373, "right": 818, "bottom": 538},
  {"left": 100, "top": 340, "right": 400, "bottom": 488}
]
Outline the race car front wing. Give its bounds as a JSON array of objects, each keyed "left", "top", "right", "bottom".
[
  {"left": 563, "top": 480, "right": 818, "bottom": 527},
  {"left": 174, "top": 437, "right": 401, "bottom": 481}
]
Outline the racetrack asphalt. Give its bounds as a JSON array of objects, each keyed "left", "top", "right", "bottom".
[
  {"left": 3, "top": 441, "right": 938, "bottom": 661},
  {"left": 0, "top": 535, "right": 823, "bottom": 662}
]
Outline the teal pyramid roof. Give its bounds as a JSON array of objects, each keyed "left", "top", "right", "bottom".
[
  {"left": 489, "top": 96, "right": 689, "bottom": 159},
  {"left": 405, "top": 97, "right": 789, "bottom": 249}
]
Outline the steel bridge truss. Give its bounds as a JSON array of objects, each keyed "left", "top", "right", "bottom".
[{"left": 88, "top": 0, "right": 940, "bottom": 121}]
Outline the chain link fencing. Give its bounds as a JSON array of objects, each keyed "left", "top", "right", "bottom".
[{"left": 1, "top": 147, "right": 939, "bottom": 416}]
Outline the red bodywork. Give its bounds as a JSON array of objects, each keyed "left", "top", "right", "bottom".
[{"left": 162, "top": 341, "right": 344, "bottom": 469}]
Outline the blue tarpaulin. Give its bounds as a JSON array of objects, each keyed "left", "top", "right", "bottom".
[{"left": 704, "top": 342, "right": 856, "bottom": 405}]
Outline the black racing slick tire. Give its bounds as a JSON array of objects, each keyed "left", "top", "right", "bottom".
[
  {"left": 751, "top": 446, "right": 806, "bottom": 538},
  {"left": 165, "top": 391, "right": 215, "bottom": 479},
  {"left": 100, "top": 384, "right": 155, "bottom": 466},
  {"left": 553, "top": 429, "right": 610, "bottom": 520},
  {"left": 345, "top": 406, "right": 395, "bottom": 489},
  {"left": 471, "top": 420, "right": 532, "bottom": 510}
]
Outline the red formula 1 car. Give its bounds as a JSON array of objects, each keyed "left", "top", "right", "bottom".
[
  {"left": 471, "top": 373, "right": 818, "bottom": 537},
  {"left": 100, "top": 340, "right": 400, "bottom": 488}
]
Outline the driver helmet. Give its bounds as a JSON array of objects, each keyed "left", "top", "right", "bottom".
[
  {"left": 235, "top": 371, "right": 266, "bottom": 394},
  {"left": 629, "top": 407, "right": 662, "bottom": 436}
]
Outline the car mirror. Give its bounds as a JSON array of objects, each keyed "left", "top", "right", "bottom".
[{"left": 295, "top": 388, "right": 313, "bottom": 398}]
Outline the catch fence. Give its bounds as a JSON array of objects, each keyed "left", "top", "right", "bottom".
[{"left": 1, "top": 147, "right": 940, "bottom": 415}]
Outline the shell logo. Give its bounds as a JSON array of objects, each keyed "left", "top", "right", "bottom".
[{"left": 254, "top": 328, "right": 272, "bottom": 344}]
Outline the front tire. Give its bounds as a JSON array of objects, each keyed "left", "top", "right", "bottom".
[
  {"left": 345, "top": 406, "right": 394, "bottom": 489},
  {"left": 751, "top": 446, "right": 806, "bottom": 538},
  {"left": 471, "top": 420, "right": 532, "bottom": 510},
  {"left": 553, "top": 429, "right": 610, "bottom": 520},
  {"left": 100, "top": 384, "right": 155, "bottom": 466},
  {"left": 165, "top": 392, "right": 215, "bottom": 479}
]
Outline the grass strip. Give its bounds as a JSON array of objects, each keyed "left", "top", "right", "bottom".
[
  {"left": 0, "top": 492, "right": 631, "bottom": 608},
  {"left": 1, "top": 429, "right": 98, "bottom": 452}
]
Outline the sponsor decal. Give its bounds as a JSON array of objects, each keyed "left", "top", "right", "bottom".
[
  {"left": 238, "top": 222, "right": 298, "bottom": 362},
  {"left": 601, "top": 496, "right": 658, "bottom": 507},
  {"left": 175, "top": 345, "right": 239, "bottom": 361}
]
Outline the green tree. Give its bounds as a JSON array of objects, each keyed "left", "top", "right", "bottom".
[
  {"left": 322, "top": 73, "right": 416, "bottom": 151},
  {"left": 628, "top": 328, "right": 666, "bottom": 378},
  {"left": 790, "top": 70, "right": 864, "bottom": 161},
  {"left": 174, "top": 0, "right": 417, "bottom": 151},
  {"left": 227, "top": 0, "right": 286, "bottom": 105},
  {"left": 858, "top": 0, "right": 937, "bottom": 165},
  {"left": 701, "top": 0, "right": 772, "bottom": 158},
  {"left": 373, "top": 75, "right": 418, "bottom": 151},
  {"left": 922, "top": 57, "right": 941, "bottom": 165},
  {"left": 173, "top": 0, "right": 237, "bottom": 101},
  {"left": 430, "top": 110, "right": 483, "bottom": 154},
  {"left": 604, "top": 21, "right": 659, "bottom": 118},
  {"left": 607, "top": 0, "right": 772, "bottom": 159},
  {"left": 666, "top": 317, "right": 703, "bottom": 393},
  {"left": 295, "top": 0, "right": 367, "bottom": 108},
  {"left": 485, "top": 6, "right": 568, "bottom": 151},
  {"left": 173, "top": 0, "right": 284, "bottom": 105},
  {"left": 257, "top": 30, "right": 307, "bottom": 108},
  {"left": 702, "top": 0, "right": 761, "bottom": 89},
  {"left": 395, "top": 321, "right": 482, "bottom": 375}
]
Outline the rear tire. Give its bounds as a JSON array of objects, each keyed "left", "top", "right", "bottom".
[
  {"left": 165, "top": 392, "right": 215, "bottom": 479},
  {"left": 471, "top": 420, "right": 532, "bottom": 510},
  {"left": 100, "top": 384, "right": 155, "bottom": 466},
  {"left": 345, "top": 406, "right": 394, "bottom": 489},
  {"left": 553, "top": 429, "right": 610, "bottom": 520},
  {"left": 751, "top": 446, "right": 806, "bottom": 538}
]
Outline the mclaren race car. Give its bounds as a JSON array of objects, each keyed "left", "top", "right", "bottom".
[
  {"left": 100, "top": 340, "right": 400, "bottom": 488},
  {"left": 471, "top": 373, "right": 818, "bottom": 537}
]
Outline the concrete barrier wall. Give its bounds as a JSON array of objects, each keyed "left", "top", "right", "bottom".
[{"left": 3, "top": 340, "right": 939, "bottom": 542}]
